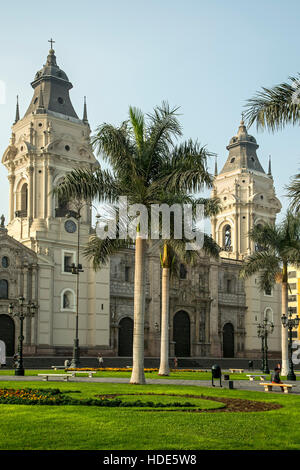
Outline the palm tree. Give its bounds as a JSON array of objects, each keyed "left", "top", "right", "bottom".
[
  {"left": 156, "top": 194, "right": 220, "bottom": 376},
  {"left": 240, "top": 211, "right": 300, "bottom": 376},
  {"left": 54, "top": 102, "right": 215, "bottom": 384},
  {"left": 243, "top": 75, "right": 300, "bottom": 210}
]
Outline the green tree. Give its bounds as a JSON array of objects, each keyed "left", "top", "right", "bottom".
[
  {"left": 240, "top": 211, "right": 300, "bottom": 375},
  {"left": 244, "top": 74, "right": 300, "bottom": 210},
  {"left": 54, "top": 102, "right": 215, "bottom": 384},
  {"left": 156, "top": 195, "right": 220, "bottom": 376}
]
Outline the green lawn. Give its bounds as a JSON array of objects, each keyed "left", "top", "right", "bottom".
[{"left": 0, "top": 380, "right": 300, "bottom": 450}]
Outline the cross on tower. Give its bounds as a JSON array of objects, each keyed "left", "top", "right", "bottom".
[{"left": 48, "top": 38, "right": 55, "bottom": 49}]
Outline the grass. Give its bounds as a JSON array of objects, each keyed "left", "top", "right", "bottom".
[{"left": 0, "top": 379, "right": 300, "bottom": 450}]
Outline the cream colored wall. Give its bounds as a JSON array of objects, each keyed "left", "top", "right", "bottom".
[
  {"left": 212, "top": 166, "right": 282, "bottom": 355},
  {"left": 2, "top": 110, "right": 110, "bottom": 352}
]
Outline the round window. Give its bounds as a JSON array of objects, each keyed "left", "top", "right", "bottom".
[
  {"left": 65, "top": 145, "right": 70, "bottom": 151},
  {"left": 2, "top": 256, "right": 9, "bottom": 268},
  {"left": 57, "top": 97, "right": 64, "bottom": 104}
]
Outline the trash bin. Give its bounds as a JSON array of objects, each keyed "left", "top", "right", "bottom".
[
  {"left": 228, "top": 380, "right": 234, "bottom": 389},
  {"left": 211, "top": 364, "right": 222, "bottom": 387},
  {"left": 248, "top": 360, "right": 254, "bottom": 370},
  {"left": 223, "top": 374, "right": 230, "bottom": 380}
]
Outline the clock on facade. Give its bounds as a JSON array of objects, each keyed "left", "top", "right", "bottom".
[{"left": 64, "top": 220, "right": 77, "bottom": 233}]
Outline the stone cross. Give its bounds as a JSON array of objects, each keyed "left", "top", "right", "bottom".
[{"left": 48, "top": 38, "right": 55, "bottom": 49}]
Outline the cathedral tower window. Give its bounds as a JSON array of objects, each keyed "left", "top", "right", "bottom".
[
  {"left": 1, "top": 257, "right": 9, "bottom": 268},
  {"left": 223, "top": 225, "right": 232, "bottom": 251},
  {"left": 15, "top": 183, "right": 28, "bottom": 218},
  {"left": 0, "top": 279, "right": 8, "bottom": 299}
]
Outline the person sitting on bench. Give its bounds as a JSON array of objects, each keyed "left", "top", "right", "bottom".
[{"left": 272, "top": 367, "right": 284, "bottom": 392}]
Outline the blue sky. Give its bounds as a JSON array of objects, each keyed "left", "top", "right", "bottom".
[{"left": 0, "top": 0, "right": 299, "bottom": 224}]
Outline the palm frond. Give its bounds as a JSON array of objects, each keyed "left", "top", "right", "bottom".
[
  {"left": 239, "top": 250, "right": 281, "bottom": 285},
  {"left": 52, "top": 167, "right": 119, "bottom": 203},
  {"left": 157, "top": 140, "right": 214, "bottom": 193},
  {"left": 83, "top": 235, "right": 132, "bottom": 270},
  {"left": 244, "top": 75, "right": 300, "bottom": 132},
  {"left": 286, "top": 172, "right": 300, "bottom": 212}
]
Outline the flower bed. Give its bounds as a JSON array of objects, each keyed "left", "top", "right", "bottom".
[{"left": 0, "top": 388, "right": 195, "bottom": 408}]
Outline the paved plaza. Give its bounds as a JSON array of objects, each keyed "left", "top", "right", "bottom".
[{"left": 1, "top": 372, "right": 300, "bottom": 394}]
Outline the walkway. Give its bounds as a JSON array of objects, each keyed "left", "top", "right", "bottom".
[{"left": 1, "top": 375, "right": 300, "bottom": 394}]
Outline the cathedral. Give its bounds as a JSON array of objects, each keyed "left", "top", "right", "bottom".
[{"left": 0, "top": 46, "right": 283, "bottom": 359}]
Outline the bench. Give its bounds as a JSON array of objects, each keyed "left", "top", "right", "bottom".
[
  {"left": 246, "top": 374, "right": 266, "bottom": 381},
  {"left": 260, "top": 382, "right": 294, "bottom": 394},
  {"left": 38, "top": 374, "right": 72, "bottom": 382},
  {"left": 70, "top": 371, "right": 96, "bottom": 378},
  {"left": 229, "top": 369, "right": 244, "bottom": 374}
]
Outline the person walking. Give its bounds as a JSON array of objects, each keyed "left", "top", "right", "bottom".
[{"left": 98, "top": 355, "right": 104, "bottom": 367}]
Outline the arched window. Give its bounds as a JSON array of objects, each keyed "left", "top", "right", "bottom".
[
  {"left": 21, "top": 183, "right": 28, "bottom": 211},
  {"left": 61, "top": 289, "right": 75, "bottom": 311},
  {"left": 179, "top": 264, "right": 187, "bottom": 280},
  {"left": 16, "top": 183, "right": 28, "bottom": 217},
  {"left": 264, "top": 308, "right": 273, "bottom": 323},
  {"left": 0, "top": 280, "right": 8, "bottom": 299},
  {"left": 1, "top": 257, "right": 9, "bottom": 268},
  {"left": 223, "top": 225, "right": 232, "bottom": 251}
]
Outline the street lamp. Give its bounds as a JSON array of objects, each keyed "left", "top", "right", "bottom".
[
  {"left": 8, "top": 297, "right": 37, "bottom": 376},
  {"left": 66, "top": 202, "right": 100, "bottom": 368},
  {"left": 257, "top": 317, "right": 274, "bottom": 374},
  {"left": 281, "top": 307, "right": 300, "bottom": 381}
]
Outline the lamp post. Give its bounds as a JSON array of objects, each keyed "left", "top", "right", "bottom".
[
  {"left": 257, "top": 318, "right": 274, "bottom": 374},
  {"left": 8, "top": 297, "right": 37, "bottom": 376},
  {"left": 281, "top": 307, "right": 300, "bottom": 381},
  {"left": 67, "top": 203, "right": 100, "bottom": 369}
]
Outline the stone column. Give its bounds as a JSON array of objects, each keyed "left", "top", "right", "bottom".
[
  {"left": 8, "top": 174, "right": 15, "bottom": 222},
  {"left": 27, "top": 166, "right": 34, "bottom": 220},
  {"left": 47, "top": 167, "right": 55, "bottom": 218}
]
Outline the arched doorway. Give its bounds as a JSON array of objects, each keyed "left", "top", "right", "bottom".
[
  {"left": 0, "top": 315, "right": 15, "bottom": 356},
  {"left": 223, "top": 323, "right": 234, "bottom": 358},
  {"left": 173, "top": 310, "right": 190, "bottom": 357},
  {"left": 118, "top": 317, "right": 133, "bottom": 356}
]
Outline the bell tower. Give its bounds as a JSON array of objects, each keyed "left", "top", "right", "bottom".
[
  {"left": 211, "top": 118, "right": 281, "bottom": 260},
  {"left": 211, "top": 119, "right": 282, "bottom": 357},
  {"left": 1, "top": 44, "right": 110, "bottom": 354}
]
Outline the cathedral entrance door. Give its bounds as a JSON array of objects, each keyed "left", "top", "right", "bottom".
[
  {"left": 173, "top": 310, "right": 190, "bottom": 357},
  {"left": 223, "top": 323, "right": 234, "bottom": 358},
  {"left": 118, "top": 317, "right": 133, "bottom": 356},
  {"left": 0, "top": 314, "right": 15, "bottom": 356}
]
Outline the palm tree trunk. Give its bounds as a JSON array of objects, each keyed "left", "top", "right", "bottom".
[
  {"left": 281, "top": 269, "right": 289, "bottom": 376},
  {"left": 158, "top": 265, "right": 170, "bottom": 376},
  {"left": 130, "top": 234, "right": 146, "bottom": 384}
]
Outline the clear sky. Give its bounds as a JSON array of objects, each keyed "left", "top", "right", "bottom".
[{"left": 0, "top": 0, "right": 299, "bottom": 224}]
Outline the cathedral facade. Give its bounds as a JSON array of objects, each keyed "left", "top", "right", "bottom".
[{"left": 0, "top": 47, "right": 282, "bottom": 359}]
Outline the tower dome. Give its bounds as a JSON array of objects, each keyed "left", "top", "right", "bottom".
[
  {"left": 220, "top": 118, "right": 264, "bottom": 174},
  {"left": 23, "top": 46, "right": 79, "bottom": 120}
]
